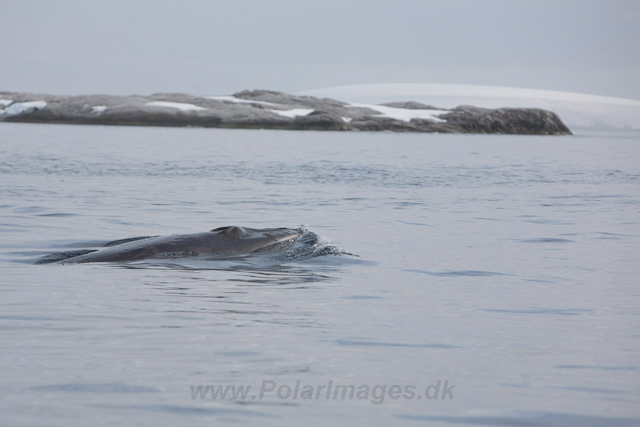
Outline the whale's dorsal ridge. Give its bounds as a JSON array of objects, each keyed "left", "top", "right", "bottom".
[
  {"left": 222, "top": 226, "right": 247, "bottom": 238},
  {"left": 210, "top": 226, "right": 246, "bottom": 237}
]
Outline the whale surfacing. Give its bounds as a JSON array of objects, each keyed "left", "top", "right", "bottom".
[{"left": 59, "top": 226, "right": 304, "bottom": 264}]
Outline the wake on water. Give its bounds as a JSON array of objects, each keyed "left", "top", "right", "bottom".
[{"left": 35, "top": 230, "right": 355, "bottom": 269}]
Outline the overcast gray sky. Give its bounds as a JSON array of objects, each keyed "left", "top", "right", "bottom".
[{"left": 1, "top": 0, "right": 639, "bottom": 98}]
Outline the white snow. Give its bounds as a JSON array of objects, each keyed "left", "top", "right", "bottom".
[
  {"left": 268, "top": 108, "right": 314, "bottom": 118},
  {"left": 209, "top": 96, "right": 315, "bottom": 118},
  {"left": 0, "top": 100, "right": 47, "bottom": 116},
  {"left": 146, "top": 101, "right": 207, "bottom": 111},
  {"left": 303, "top": 83, "right": 640, "bottom": 106},
  {"left": 208, "top": 94, "right": 446, "bottom": 122},
  {"left": 0, "top": 99, "right": 13, "bottom": 106},
  {"left": 301, "top": 83, "right": 640, "bottom": 129},
  {"left": 350, "top": 103, "right": 447, "bottom": 122},
  {"left": 206, "top": 96, "right": 280, "bottom": 107},
  {"left": 92, "top": 106, "right": 107, "bottom": 114}
]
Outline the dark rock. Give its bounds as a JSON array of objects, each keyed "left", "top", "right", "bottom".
[
  {"left": 233, "top": 90, "right": 378, "bottom": 119},
  {"left": 440, "top": 106, "right": 572, "bottom": 135},
  {"left": 350, "top": 116, "right": 417, "bottom": 132},
  {"left": 409, "top": 119, "right": 458, "bottom": 133},
  {"left": 5, "top": 101, "right": 223, "bottom": 128},
  {"left": 234, "top": 89, "right": 346, "bottom": 107},
  {"left": 291, "top": 110, "right": 352, "bottom": 131},
  {"left": 380, "top": 101, "right": 444, "bottom": 110}
]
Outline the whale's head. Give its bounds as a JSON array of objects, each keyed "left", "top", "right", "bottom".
[{"left": 210, "top": 226, "right": 304, "bottom": 253}]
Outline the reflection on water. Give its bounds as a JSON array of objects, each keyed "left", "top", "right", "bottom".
[{"left": 130, "top": 265, "right": 336, "bottom": 287}]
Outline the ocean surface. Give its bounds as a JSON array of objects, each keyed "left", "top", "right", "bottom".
[{"left": 0, "top": 123, "right": 638, "bottom": 426}]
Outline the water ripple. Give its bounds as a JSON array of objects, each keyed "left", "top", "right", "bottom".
[{"left": 406, "top": 269, "right": 509, "bottom": 277}]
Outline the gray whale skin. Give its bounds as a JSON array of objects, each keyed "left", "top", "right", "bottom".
[{"left": 62, "top": 226, "right": 304, "bottom": 263}]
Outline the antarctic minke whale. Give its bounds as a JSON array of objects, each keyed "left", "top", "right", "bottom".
[{"left": 44, "top": 226, "right": 305, "bottom": 264}]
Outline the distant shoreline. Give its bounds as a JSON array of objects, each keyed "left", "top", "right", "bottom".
[{"left": 0, "top": 90, "right": 572, "bottom": 135}]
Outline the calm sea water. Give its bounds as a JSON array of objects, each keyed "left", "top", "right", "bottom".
[{"left": 1, "top": 123, "right": 639, "bottom": 426}]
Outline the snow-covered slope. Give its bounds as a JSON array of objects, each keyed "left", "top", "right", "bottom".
[{"left": 301, "top": 84, "right": 640, "bottom": 130}]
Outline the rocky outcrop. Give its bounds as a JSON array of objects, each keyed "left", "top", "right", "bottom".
[
  {"left": 232, "top": 90, "right": 378, "bottom": 119},
  {"left": 0, "top": 90, "right": 572, "bottom": 135},
  {"left": 291, "top": 110, "right": 352, "bottom": 131},
  {"left": 439, "top": 105, "right": 572, "bottom": 135},
  {"left": 380, "top": 101, "right": 442, "bottom": 110}
]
